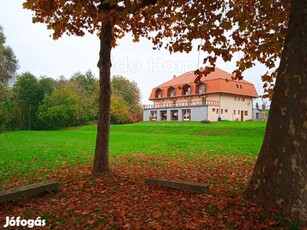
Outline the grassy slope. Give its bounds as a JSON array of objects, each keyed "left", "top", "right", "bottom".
[
  {"left": 0, "top": 121, "right": 266, "bottom": 180},
  {"left": 111, "top": 121, "right": 265, "bottom": 156}
]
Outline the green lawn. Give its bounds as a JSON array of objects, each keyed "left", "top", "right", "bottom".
[{"left": 0, "top": 121, "right": 266, "bottom": 181}]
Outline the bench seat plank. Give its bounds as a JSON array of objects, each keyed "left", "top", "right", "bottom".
[
  {"left": 144, "top": 178, "right": 210, "bottom": 194},
  {"left": 0, "top": 181, "right": 60, "bottom": 204}
]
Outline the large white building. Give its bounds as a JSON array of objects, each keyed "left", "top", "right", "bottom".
[{"left": 143, "top": 68, "right": 258, "bottom": 122}]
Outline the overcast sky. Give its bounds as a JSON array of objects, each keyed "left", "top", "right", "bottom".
[{"left": 0, "top": 1, "right": 271, "bottom": 104}]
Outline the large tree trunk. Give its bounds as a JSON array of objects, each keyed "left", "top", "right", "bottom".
[
  {"left": 244, "top": 0, "right": 306, "bottom": 223},
  {"left": 92, "top": 21, "right": 113, "bottom": 175}
]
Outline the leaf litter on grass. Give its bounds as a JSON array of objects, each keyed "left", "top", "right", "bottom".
[{"left": 0, "top": 153, "right": 286, "bottom": 229}]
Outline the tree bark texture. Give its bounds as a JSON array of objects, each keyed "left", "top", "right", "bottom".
[
  {"left": 92, "top": 22, "right": 113, "bottom": 175},
  {"left": 245, "top": 0, "right": 307, "bottom": 223}
]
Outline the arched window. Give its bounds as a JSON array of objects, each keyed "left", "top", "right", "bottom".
[
  {"left": 167, "top": 86, "right": 176, "bottom": 97},
  {"left": 197, "top": 83, "right": 206, "bottom": 94},
  {"left": 182, "top": 84, "right": 191, "bottom": 95},
  {"left": 155, "top": 88, "right": 162, "bottom": 98}
]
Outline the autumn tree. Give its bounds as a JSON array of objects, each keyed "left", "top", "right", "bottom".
[
  {"left": 244, "top": 1, "right": 306, "bottom": 223},
  {"left": 142, "top": 0, "right": 305, "bottom": 222},
  {"left": 110, "top": 95, "right": 131, "bottom": 124},
  {"left": 111, "top": 75, "right": 142, "bottom": 122},
  {"left": 23, "top": 0, "right": 163, "bottom": 175},
  {"left": 90, "top": 75, "right": 141, "bottom": 124}
]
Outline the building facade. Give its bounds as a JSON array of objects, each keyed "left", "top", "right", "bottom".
[{"left": 143, "top": 68, "right": 258, "bottom": 122}]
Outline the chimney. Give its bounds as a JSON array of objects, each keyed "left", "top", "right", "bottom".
[{"left": 173, "top": 75, "right": 176, "bottom": 79}]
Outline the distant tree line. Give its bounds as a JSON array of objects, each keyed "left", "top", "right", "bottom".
[
  {"left": 0, "top": 71, "right": 143, "bottom": 131},
  {"left": 0, "top": 24, "right": 142, "bottom": 131}
]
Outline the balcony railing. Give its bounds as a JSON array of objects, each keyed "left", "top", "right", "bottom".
[{"left": 143, "top": 100, "right": 219, "bottom": 109}]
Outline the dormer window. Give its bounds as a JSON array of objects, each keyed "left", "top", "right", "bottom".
[
  {"left": 236, "top": 84, "right": 243, "bottom": 89},
  {"left": 197, "top": 83, "right": 206, "bottom": 94},
  {"left": 155, "top": 88, "right": 162, "bottom": 98},
  {"left": 167, "top": 86, "right": 176, "bottom": 97},
  {"left": 182, "top": 84, "right": 191, "bottom": 96}
]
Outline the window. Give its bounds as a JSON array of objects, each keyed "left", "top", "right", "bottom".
[
  {"left": 150, "top": 111, "right": 157, "bottom": 121},
  {"left": 212, "top": 108, "right": 216, "bottom": 112},
  {"left": 236, "top": 84, "right": 239, "bottom": 88},
  {"left": 245, "top": 111, "right": 248, "bottom": 116},
  {"left": 216, "top": 109, "right": 219, "bottom": 114},
  {"left": 183, "top": 109, "right": 191, "bottom": 121},
  {"left": 238, "top": 110, "right": 241, "bottom": 115},
  {"left": 202, "top": 97, "right": 207, "bottom": 105},
  {"left": 225, "top": 109, "right": 228, "bottom": 113},
  {"left": 200, "top": 84, "right": 206, "bottom": 93},
  {"left": 155, "top": 89, "right": 162, "bottom": 98},
  {"left": 171, "top": 110, "right": 178, "bottom": 121},
  {"left": 168, "top": 87, "right": 176, "bottom": 97},
  {"left": 240, "top": 85, "right": 243, "bottom": 89},
  {"left": 182, "top": 84, "right": 191, "bottom": 95},
  {"left": 198, "top": 83, "right": 206, "bottom": 94},
  {"left": 221, "top": 109, "right": 223, "bottom": 114},
  {"left": 235, "top": 97, "right": 237, "bottom": 101},
  {"left": 233, "top": 110, "right": 236, "bottom": 115},
  {"left": 160, "top": 111, "right": 167, "bottom": 120},
  {"left": 242, "top": 98, "right": 245, "bottom": 102}
]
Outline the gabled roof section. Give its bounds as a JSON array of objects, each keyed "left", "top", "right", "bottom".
[{"left": 149, "top": 67, "right": 258, "bottom": 99}]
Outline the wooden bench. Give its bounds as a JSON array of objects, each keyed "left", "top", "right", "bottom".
[
  {"left": 0, "top": 181, "right": 60, "bottom": 204},
  {"left": 144, "top": 178, "right": 210, "bottom": 194}
]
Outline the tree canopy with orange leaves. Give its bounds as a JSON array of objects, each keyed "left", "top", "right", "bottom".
[
  {"left": 23, "top": 0, "right": 306, "bottom": 223},
  {"left": 24, "top": 0, "right": 289, "bottom": 96}
]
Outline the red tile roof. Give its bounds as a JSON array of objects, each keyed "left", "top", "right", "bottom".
[{"left": 149, "top": 67, "right": 258, "bottom": 99}]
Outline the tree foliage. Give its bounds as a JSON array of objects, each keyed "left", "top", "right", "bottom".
[
  {"left": 111, "top": 75, "right": 142, "bottom": 122},
  {"left": 0, "top": 85, "right": 13, "bottom": 131},
  {"left": 38, "top": 77, "right": 58, "bottom": 97},
  {"left": 0, "top": 25, "right": 19, "bottom": 130},
  {"left": 38, "top": 81, "right": 88, "bottom": 129},
  {"left": 0, "top": 71, "right": 141, "bottom": 130},
  {"left": 71, "top": 70, "right": 97, "bottom": 91},
  {"left": 137, "top": 0, "right": 289, "bottom": 97},
  {"left": 23, "top": 0, "right": 289, "bottom": 97},
  {"left": 0, "top": 25, "right": 19, "bottom": 85},
  {"left": 110, "top": 95, "right": 131, "bottom": 124},
  {"left": 13, "top": 72, "right": 41, "bottom": 130}
]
